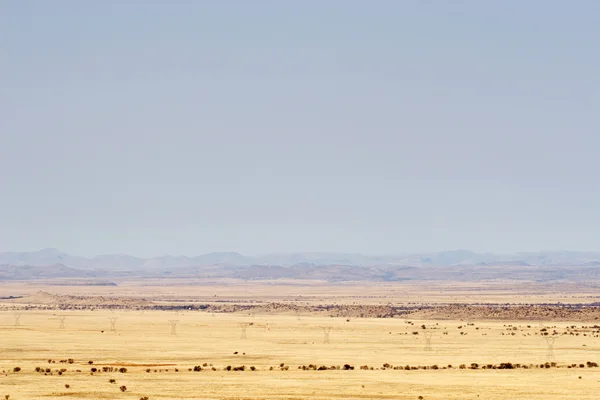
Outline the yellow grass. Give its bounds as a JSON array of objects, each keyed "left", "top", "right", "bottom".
[{"left": 1, "top": 309, "right": 599, "bottom": 400}]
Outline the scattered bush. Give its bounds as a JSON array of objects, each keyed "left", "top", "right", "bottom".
[{"left": 498, "top": 363, "right": 514, "bottom": 369}]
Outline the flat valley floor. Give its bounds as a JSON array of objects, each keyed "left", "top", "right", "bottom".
[{"left": 1, "top": 281, "right": 600, "bottom": 399}]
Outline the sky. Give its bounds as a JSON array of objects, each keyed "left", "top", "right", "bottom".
[{"left": 1, "top": 1, "right": 599, "bottom": 257}]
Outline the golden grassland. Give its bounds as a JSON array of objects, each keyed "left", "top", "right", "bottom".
[{"left": 2, "top": 307, "right": 600, "bottom": 400}]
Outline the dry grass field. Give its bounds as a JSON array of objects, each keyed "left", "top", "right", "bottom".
[{"left": 2, "top": 302, "right": 600, "bottom": 400}]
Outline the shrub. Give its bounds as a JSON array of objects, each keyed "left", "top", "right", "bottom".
[
  {"left": 65, "top": 384, "right": 70, "bottom": 389},
  {"left": 118, "top": 367, "right": 127, "bottom": 373},
  {"left": 498, "top": 363, "right": 514, "bottom": 369},
  {"left": 12, "top": 367, "right": 21, "bottom": 373},
  {"left": 119, "top": 385, "right": 127, "bottom": 392},
  {"left": 109, "top": 379, "right": 116, "bottom": 384}
]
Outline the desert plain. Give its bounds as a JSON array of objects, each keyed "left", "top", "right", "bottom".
[{"left": 1, "top": 280, "right": 600, "bottom": 400}]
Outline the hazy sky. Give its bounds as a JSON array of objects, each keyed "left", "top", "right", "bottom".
[{"left": 1, "top": 1, "right": 599, "bottom": 257}]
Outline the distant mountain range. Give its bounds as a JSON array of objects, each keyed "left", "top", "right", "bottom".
[{"left": 1, "top": 248, "right": 600, "bottom": 282}]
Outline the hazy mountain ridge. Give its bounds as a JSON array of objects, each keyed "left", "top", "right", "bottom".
[
  {"left": 3, "top": 248, "right": 600, "bottom": 269},
  {"left": 1, "top": 249, "right": 600, "bottom": 282}
]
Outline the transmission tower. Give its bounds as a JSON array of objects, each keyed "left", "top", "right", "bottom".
[
  {"left": 538, "top": 319, "right": 545, "bottom": 329},
  {"left": 544, "top": 336, "right": 558, "bottom": 362},
  {"left": 169, "top": 320, "right": 179, "bottom": 335},
  {"left": 423, "top": 331, "right": 433, "bottom": 351},
  {"left": 321, "top": 326, "right": 332, "bottom": 344},
  {"left": 14, "top": 313, "right": 21, "bottom": 326},
  {"left": 109, "top": 317, "right": 117, "bottom": 332},
  {"left": 59, "top": 316, "right": 66, "bottom": 329},
  {"left": 240, "top": 322, "right": 249, "bottom": 339}
]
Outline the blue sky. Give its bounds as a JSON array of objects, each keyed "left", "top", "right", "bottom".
[{"left": 1, "top": 1, "right": 599, "bottom": 257}]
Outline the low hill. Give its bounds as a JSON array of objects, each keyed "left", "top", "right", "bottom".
[
  {"left": 0, "top": 263, "right": 94, "bottom": 280},
  {"left": 13, "top": 291, "right": 153, "bottom": 308}
]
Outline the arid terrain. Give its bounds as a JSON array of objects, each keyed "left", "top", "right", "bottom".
[{"left": 1, "top": 281, "right": 600, "bottom": 399}]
